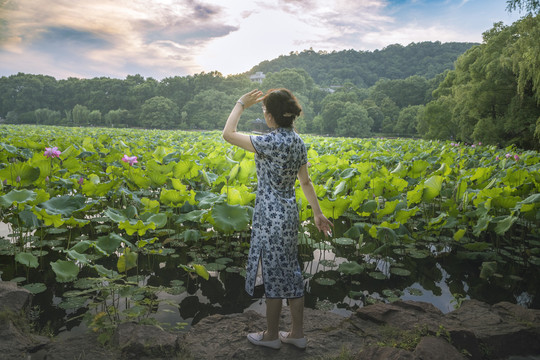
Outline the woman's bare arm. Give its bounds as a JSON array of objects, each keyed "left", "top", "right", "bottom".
[
  {"left": 222, "top": 89, "right": 263, "bottom": 152},
  {"left": 297, "top": 163, "right": 333, "bottom": 237}
]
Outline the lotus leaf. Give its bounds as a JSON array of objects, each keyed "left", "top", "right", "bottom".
[
  {"left": 337, "top": 261, "right": 364, "bottom": 275},
  {"left": 38, "top": 195, "right": 88, "bottom": 217},
  {"left": 51, "top": 260, "right": 80, "bottom": 282},
  {"left": 390, "top": 267, "right": 411, "bottom": 276},
  {"left": 0, "top": 189, "right": 37, "bottom": 208},
  {"left": 117, "top": 248, "right": 138, "bottom": 273},
  {"left": 314, "top": 277, "right": 336, "bottom": 286},
  {"left": 211, "top": 203, "right": 250, "bottom": 233},
  {"left": 368, "top": 271, "right": 386, "bottom": 280},
  {"left": 15, "top": 252, "right": 38, "bottom": 268},
  {"left": 23, "top": 283, "right": 47, "bottom": 294}
]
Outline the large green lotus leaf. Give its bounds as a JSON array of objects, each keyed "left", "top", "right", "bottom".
[
  {"left": 350, "top": 189, "right": 369, "bottom": 211},
  {"left": 139, "top": 212, "right": 167, "bottom": 228},
  {"left": 51, "top": 260, "right": 79, "bottom": 282},
  {"left": 119, "top": 219, "right": 155, "bottom": 236},
  {"left": 23, "top": 283, "right": 47, "bottom": 294},
  {"left": 0, "top": 163, "right": 40, "bottom": 186},
  {"left": 15, "top": 252, "right": 39, "bottom": 268},
  {"left": 18, "top": 209, "right": 40, "bottom": 228},
  {"left": 0, "top": 189, "right": 37, "bottom": 208},
  {"left": 141, "top": 197, "right": 160, "bottom": 213},
  {"left": 66, "top": 249, "right": 90, "bottom": 264},
  {"left": 377, "top": 226, "right": 397, "bottom": 243},
  {"left": 126, "top": 169, "right": 151, "bottom": 189},
  {"left": 320, "top": 197, "right": 351, "bottom": 219},
  {"left": 502, "top": 168, "right": 530, "bottom": 187},
  {"left": 391, "top": 162, "right": 408, "bottom": 177},
  {"left": 152, "top": 146, "right": 175, "bottom": 163},
  {"left": 395, "top": 207, "right": 420, "bottom": 224},
  {"left": 453, "top": 228, "right": 466, "bottom": 241},
  {"left": 222, "top": 184, "right": 256, "bottom": 206},
  {"left": 408, "top": 160, "right": 430, "bottom": 178},
  {"left": 94, "top": 233, "right": 125, "bottom": 255},
  {"left": 492, "top": 196, "right": 520, "bottom": 209},
  {"left": 173, "top": 160, "right": 202, "bottom": 179},
  {"left": 82, "top": 179, "right": 119, "bottom": 197},
  {"left": 70, "top": 240, "right": 92, "bottom": 253},
  {"left": 422, "top": 175, "right": 444, "bottom": 202},
  {"left": 32, "top": 207, "right": 64, "bottom": 227},
  {"left": 494, "top": 215, "right": 518, "bottom": 235},
  {"left": 340, "top": 168, "right": 357, "bottom": 179},
  {"left": 38, "top": 195, "right": 88, "bottom": 216},
  {"left": 334, "top": 237, "right": 355, "bottom": 246},
  {"left": 104, "top": 207, "right": 129, "bottom": 223},
  {"left": 160, "top": 188, "right": 195, "bottom": 207},
  {"left": 338, "top": 261, "right": 364, "bottom": 275},
  {"left": 176, "top": 209, "right": 209, "bottom": 224},
  {"left": 237, "top": 158, "right": 256, "bottom": 183},
  {"left": 63, "top": 216, "right": 90, "bottom": 227},
  {"left": 148, "top": 171, "right": 168, "bottom": 186},
  {"left": 377, "top": 199, "right": 400, "bottom": 219},
  {"left": 407, "top": 184, "right": 424, "bottom": 206},
  {"left": 93, "top": 264, "right": 120, "bottom": 278},
  {"left": 332, "top": 180, "right": 347, "bottom": 197},
  {"left": 390, "top": 267, "right": 411, "bottom": 276},
  {"left": 211, "top": 203, "right": 250, "bottom": 233},
  {"left": 117, "top": 248, "right": 138, "bottom": 273},
  {"left": 472, "top": 214, "right": 492, "bottom": 237},
  {"left": 62, "top": 157, "right": 82, "bottom": 172},
  {"left": 360, "top": 199, "right": 377, "bottom": 214}
]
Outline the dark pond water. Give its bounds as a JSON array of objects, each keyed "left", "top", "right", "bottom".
[{"left": 1, "top": 221, "right": 539, "bottom": 336}]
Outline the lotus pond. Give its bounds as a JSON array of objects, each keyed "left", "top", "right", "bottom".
[{"left": 0, "top": 125, "right": 539, "bottom": 337}]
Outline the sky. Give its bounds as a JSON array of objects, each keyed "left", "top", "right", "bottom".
[{"left": 0, "top": 0, "right": 524, "bottom": 80}]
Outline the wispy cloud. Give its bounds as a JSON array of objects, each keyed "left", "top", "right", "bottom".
[{"left": 0, "top": 0, "right": 521, "bottom": 79}]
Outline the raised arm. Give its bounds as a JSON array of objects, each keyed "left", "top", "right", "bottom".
[
  {"left": 297, "top": 163, "right": 333, "bottom": 237},
  {"left": 222, "top": 89, "right": 263, "bottom": 152}
]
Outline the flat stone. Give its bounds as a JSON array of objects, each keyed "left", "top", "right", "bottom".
[{"left": 413, "top": 336, "right": 466, "bottom": 360}]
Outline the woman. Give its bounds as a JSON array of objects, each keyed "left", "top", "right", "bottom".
[{"left": 222, "top": 88, "right": 333, "bottom": 350}]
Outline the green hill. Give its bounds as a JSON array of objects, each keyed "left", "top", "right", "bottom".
[{"left": 250, "top": 41, "right": 477, "bottom": 87}]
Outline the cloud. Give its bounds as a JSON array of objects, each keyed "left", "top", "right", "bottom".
[{"left": 0, "top": 0, "right": 522, "bottom": 79}]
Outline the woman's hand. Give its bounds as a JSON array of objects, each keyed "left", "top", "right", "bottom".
[
  {"left": 314, "top": 213, "right": 333, "bottom": 237},
  {"left": 238, "top": 89, "right": 264, "bottom": 109}
]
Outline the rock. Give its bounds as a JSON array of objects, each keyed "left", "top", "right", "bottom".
[
  {"left": 182, "top": 308, "right": 365, "bottom": 359},
  {"left": 355, "top": 346, "right": 414, "bottom": 360},
  {"left": 0, "top": 280, "right": 32, "bottom": 314},
  {"left": 413, "top": 336, "right": 467, "bottom": 360},
  {"left": 443, "top": 300, "right": 540, "bottom": 359},
  {"left": 113, "top": 322, "right": 180, "bottom": 358},
  {"left": 0, "top": 281, "right": 50, "bottom": 360},
  {"left": 2, "top": 279, "right": 540, "bottom": 360}
]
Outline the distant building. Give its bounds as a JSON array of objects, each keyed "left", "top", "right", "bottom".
[{"left": 250, "top": 72, "right": 266, "bottom": 83}]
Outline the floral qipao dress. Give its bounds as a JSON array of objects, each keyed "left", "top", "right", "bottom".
[{"left": 246, "top": 127, "right": 308, "bottom": 299}]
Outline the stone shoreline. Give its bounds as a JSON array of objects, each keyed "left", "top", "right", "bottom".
[{"left": 1, "top": 281, "right": 540, "bottom": 359}]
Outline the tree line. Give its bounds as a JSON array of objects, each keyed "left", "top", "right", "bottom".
[{"left": 0, "top": 12, "right": 539, "bottom": 150}]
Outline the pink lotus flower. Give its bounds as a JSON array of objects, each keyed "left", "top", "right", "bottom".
[
  {"left": 478, "top": 142, "right": 482, "bottom": 146},
  {"left": 44, "top": 146, "right": 61, "bottom": 158},
  {"left": 496, "top": 156, "right": 499, "bottom": 161},
  {"left": 471, "top": 144, "right": 476, "bottom": 148},
  {"left": 505, "top": 153, "right": 511, "bottom": 159},
  {"left": 514, "top": 154, "right": 519, "bottom": 161},
  {"left": 16, "top": 176, "right": 21, "bottom": 182},
  {"left": 122, "top": 155, "right": 138, "bottom": 166},
  {"left": 78, "top": 177, "right": 84, "bottom": 185}
]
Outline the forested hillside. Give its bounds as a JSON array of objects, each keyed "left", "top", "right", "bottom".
[
  {"left": 0, "top": 19, "right": 539, "bottom": 150},
  {"left": 250, "top": 41, "right": 476, "bottom": 87}
]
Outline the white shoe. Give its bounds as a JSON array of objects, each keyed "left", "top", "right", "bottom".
[
  {"left": 247, "top": 331, "right": 281, "bottom": 349},
  {"left": 279, "top": 331, "right": 307, "bottom": 349}
]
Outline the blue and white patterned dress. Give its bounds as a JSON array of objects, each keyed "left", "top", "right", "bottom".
[{"left": 246, "top": 127, "right": 308, "bottom": 299}]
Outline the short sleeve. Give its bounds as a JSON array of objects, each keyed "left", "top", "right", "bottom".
[
  {"left": 250, "top": 133, "right": 276, "bottom": 157},
  {"left": 300, "top": 142, "right": 308, "bottom": 165}
]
